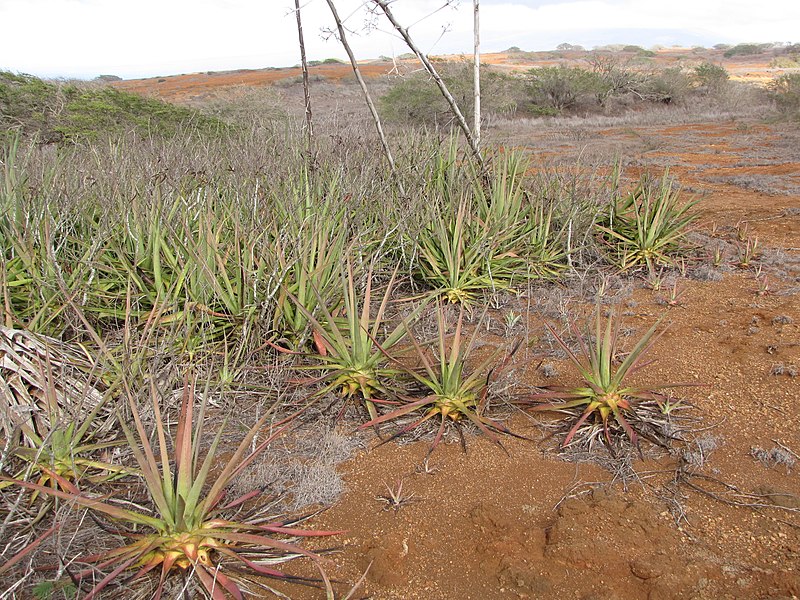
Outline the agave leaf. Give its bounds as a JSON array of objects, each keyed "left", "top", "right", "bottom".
[
  {"left": 1, "top": 477, "right": 164, "bottom": 530},
  {"left": 206, "top": 531, "right": 320, "bottom": 560},
  {"left": 83, "top": 552, "right": 149, "bottom": 600},
  {"left": 192, "top": 564, "right": 232, "bottom": 600},
  {"left": 174, "top": 380, "right": 195, "bottom": 513},
  {"left": 0, "top": 524, "right": 59, "bottom": 576},
  {"left": 200, "top": 411, "right": 287, "bottom": 516}
]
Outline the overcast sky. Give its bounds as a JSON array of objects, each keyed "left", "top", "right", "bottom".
[{"left": 1, "top": 0, "right": 798, "bottom": 80}]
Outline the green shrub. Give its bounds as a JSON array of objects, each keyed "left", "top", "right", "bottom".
[
  {"left": 526, "top": 66, "right": 601, "bottom": 112},
  {"left": 693, "top": 62, "right": 729, "bottom": 95},
  {"left": 0, "top": 71, "right": 225, "bottom": 142},
  {"left": 584, "top": 55, "right": 640, "bottom": 105},
  {"left": 723, "top": 43, "right": 767, "bottom": 58},
  {"left": 623, "top": 45, "right": 656, "bottom": 57},
  {"left": 379, "top": 62, "right": 522, "bottom": 126},
  {"left": 770, "top": 73, "right": 800, "bottom": 118},
  {"left": 638, "top": 67, "right": 691, "bottom": 104}
]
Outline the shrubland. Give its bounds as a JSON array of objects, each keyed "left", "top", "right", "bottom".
[
  {"left": 0, "top": 57, "right": 792, "bottom": 596},
  {"left": 377, "top": 52, "right": 788, "bottom": 124}
]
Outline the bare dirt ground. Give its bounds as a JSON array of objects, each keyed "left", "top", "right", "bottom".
[{"left": 116, "top": 61, "right": 800, "bottom": 599}]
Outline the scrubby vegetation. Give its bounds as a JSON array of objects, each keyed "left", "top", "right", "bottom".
[
  {"left": 0, "top": 49, "right": 796, "bottom": 596},
  {"left": 0, "top": 71, "right": 224, "bottom": 142},
  {"left": 377, "top": 50, "right": 776, "bottom": 124},
  {"left": 771, "top": 73, "right": 800, "bottom": 118},
  {"left": 379, "top": 62, "right": 522, "bottom": 125}
]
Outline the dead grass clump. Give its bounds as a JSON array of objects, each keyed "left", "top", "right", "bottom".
[
  {"left": 751, "top": 446, "right": 797, "bottom": 470},
  {"left": 769, "top": 363, "right": 798, "bottom": 377},
  {"left": 231, "top": 423, "right": 363, "bottom": 513}
]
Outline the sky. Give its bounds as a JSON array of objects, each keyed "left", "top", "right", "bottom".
[{"left": 1, "top": 0, "right": 798, "bottom": 80}]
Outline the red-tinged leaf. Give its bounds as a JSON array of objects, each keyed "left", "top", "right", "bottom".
[
  {"left": 206, "top": 531, "right": 318, "bottom": 560},
  {"left": 0, "top": 477, "right": 165, "bottom": 530},
  {"left": 37, "top": 466, "right": 80, "bottom": 494},
  {"left": 563, "top": 405, "right": 597, "bottom": 447},
  {"left": 358, "top": 397, "right": 434, "bottom": 429},
  {"left": 428, "top": 416, "right": 448, "bottom": 455},
  {"left": 154, "top": 552, "right": 180, "bottom": 600},
  {"left": 612, "top": 406, "right": 639, "bottom": 447},
  {"left": 220, "top": 489, "right": 261, "bottom": 511},
  {"left": 126, "top": 558, "right": 163, "bottom": 585},
  {"left": 264, "top": 339, "right": 305, "bottom": 355},
  {"left": 462, "top": 411, "right": 505, "bottom": 451},
  {"left": 217, "top": 548, "right": 289, "bottom": 578},
  {"left": 312, "top": 328, "right": 328, "bottom": 356},
  {"left": 0, "top": 524, "right": 58, "bottom": 576},
  {"left": 82, "top": 551, "right": 144, "bottom": 600},
  {"left": 175, "top": 375, "right": 194, "bottom": 504},
  {"left": 209, "top": 567, "right": 245, "bottom": 600},
  {"left": 193, "top": 563, "right": 230, "bottom": 600}
]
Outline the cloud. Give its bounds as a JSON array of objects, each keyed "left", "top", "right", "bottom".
[{"left": 0, "top": 0, "right": 797, "bottom": 79}]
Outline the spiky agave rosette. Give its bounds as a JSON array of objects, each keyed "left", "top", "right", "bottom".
[
  {"left": 2, "top": 377, "right": 341, "bottom": 599},
  {"left": 286, "top": 262, "right": 423, "bottom": 422},
  {"left": 360, "top": 305, "right": 521, "bottom": 456},
  {"left": 524, "top": 309, "right": 694, "bottom": 452}
]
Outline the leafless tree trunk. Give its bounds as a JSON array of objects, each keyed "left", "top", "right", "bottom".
[
  {"left": 324, "top": 0, "right": 405, "bottom": 196},
  {"left": 473, "top": 0, "right": 481, "bottom": 149},
  {"left": 372, "top": 0, "right": 484, "bottom": 168},
  {"left": 294, "top": 0, "right": 314, "bottom": 151}
]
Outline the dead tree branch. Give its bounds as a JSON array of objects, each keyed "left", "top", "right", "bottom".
[
  {"left": 293, "top": 0, "right": 314, "bottom": 152},
  {"left": 324, "top": 0, "right": 405, "bottom": 197},
  {"left": 371, "top": 0, "right": 484, "bottom": 169}
]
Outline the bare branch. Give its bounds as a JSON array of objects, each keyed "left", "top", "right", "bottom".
[
  {"left": 371, "top": 0, "right": 484, "bottom": 168},
  {"left": 293, "top": 0, "right": 314, "bottom": 151},
  {"left": 324, "top": 0, "right": 405, "bottom": 197}
]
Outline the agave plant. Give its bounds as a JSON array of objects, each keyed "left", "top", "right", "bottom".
[
  {"left": 271, "top": 172, "right": 348, "bottom": 348},
  {"left": 414, "top": 200, "right": 503, "bottom": 305},
  {"left": 597, "top": 170, "right": 697, "bottom": 273},
  {"left": 288, "top": 262, "right": 420, "bottom": 421},
  {"left": 0, "top": 324, "right": 128, "bottom": 522},
  {"left": 525, "top": 200, "right": 569, "bottom": 280},
  {"left": 3, "top": 376, "right": 339, "bottom": 599},
  {"left": 361, "top": 305, "right": 517, "bottom": 455},
  {"left": 522, "top": 307, "right": 689, "bottom": 449}
]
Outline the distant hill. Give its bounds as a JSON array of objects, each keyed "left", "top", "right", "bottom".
[{"left": 110, "top": 45, "right": 795, "bottom": 105}]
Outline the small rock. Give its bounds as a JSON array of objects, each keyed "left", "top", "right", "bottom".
[{"left": 630, "top": 557, "right": 663, "bottom": 580}]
